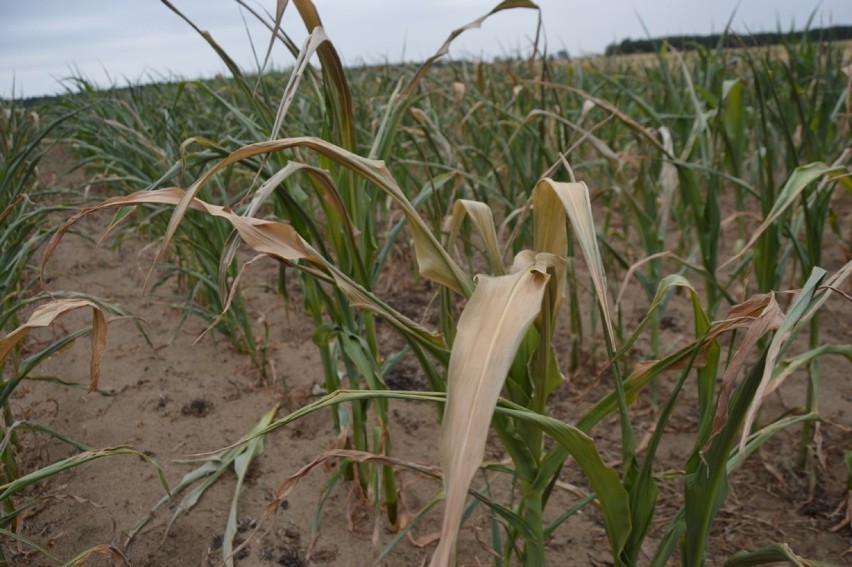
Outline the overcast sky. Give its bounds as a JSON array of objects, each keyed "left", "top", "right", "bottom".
[{"left": 2, "top": 0, "right": 850, "bottom": 99}]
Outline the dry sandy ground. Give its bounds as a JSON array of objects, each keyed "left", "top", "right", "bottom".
[{"left": 3, "top": 150, "right": 851, "bottom": 566}]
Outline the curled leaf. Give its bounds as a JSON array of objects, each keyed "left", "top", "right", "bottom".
[{"left": 707, "top": 294, "right": 784, "bottom": 449}]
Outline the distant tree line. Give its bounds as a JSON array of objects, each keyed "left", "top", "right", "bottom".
[{"left": 603, "top": 25, "right": 852, "bottom": 56}]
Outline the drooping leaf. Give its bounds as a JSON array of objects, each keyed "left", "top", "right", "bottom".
[
  {"left": 42, "top": 187, "right": 316, "bottom": 274},
  {"left": 534, "top": 178, "right": 615, "bottom": 342},
  {"left": 141, "top": 137, "right": 471, "bottom": 295},
  {"left": 402, "top": 1, "right": 540, "bottom": 99},
  {"left": 0, "top": 447, "right": 167, "bottom": 502},
  {"left": 447, "top": 199, "right": 505, "bottom": 275},
  {"left": 0, "top": 298, "right": 107, "bottom": 392},
  {"left": 43, "top": 188, "right": 447, "bottom": 362}
]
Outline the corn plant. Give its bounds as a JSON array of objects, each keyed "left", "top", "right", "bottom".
[
  {"left": 741, "top": 35, "right": 851, "bottom": 475},
  {"left": 1, "top": 100, "right": 80, "bottom": 501},
  {"left": 0, "top": 97, "right": 165, "bottom": 565},
  {"left": 57, "top": 78, "right": 264, "bottom": 363},
  {"left": 0, "top": 295, "right": 171, "bottom": 565}
]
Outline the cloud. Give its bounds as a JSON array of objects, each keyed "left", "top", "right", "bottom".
[{"left": 1, "top": 0, "right": 849, "bottom": 98}]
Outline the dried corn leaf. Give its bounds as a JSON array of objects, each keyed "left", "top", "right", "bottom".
[
  {"left": 707, "top": 294, "right": 784, "bottom": 449},
  {"left": 657, "top": 126, "right": 678, "bottom": 242},
  {"left": 0, "top": 298, "right": 106, "bottom": 392},
  {"left": 64, "top": 544, "right": 131, "bottom": 567},
  {"left": 42, "top": 187, "right": 314, "bottom": 274},
  {"left": 447, "top": 199, "right": 504, "bottom": 275},
  {"left": 270, "top": 25, "right": 329, "bottom": 141},
  {"left": 534, "top": 179, "right": 615, "bottom": 342},
  {"left": 44, "top": 188, "right": 445, "bottom": 358},
  {"left": 149, "top": 137, "right": 471, "bottom": 296},
  {"left": 274, "top": 448, "right": 442, "bottom": 506},
  {"left": 258, "top": 0, "right": 288, "bottom": 75},
  {"left": 431, "top": 255, "right": 550, "bottom": 566}
]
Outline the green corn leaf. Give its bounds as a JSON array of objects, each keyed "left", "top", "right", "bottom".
[
  {"left": 684, "top": 351, "right": 768, "bottom": 566},
  {"left": 723, "top": 543, "right": 839, "bottom": 567},
  {"left": 223, "top": 404, "right": 278, "bottom": 567},
  {"left": 497, "top": 402, "right": 631, "bottom": 560},
  {"left": 722, "top": 163, "right": 850, "bottom": 269},
  {"left": 0, "top": 447, "right": 167, "bottom": 502}
]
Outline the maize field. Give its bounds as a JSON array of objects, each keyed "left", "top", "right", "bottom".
[{"left": 1, "top": 1, "right": 851, "bottom": 565}]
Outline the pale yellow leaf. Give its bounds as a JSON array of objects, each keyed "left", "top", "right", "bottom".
[
  {"left": 534, "top": 179, "right": 614, "bottom": 341},
  {"left": 447, "top": 199, "right": 504, "bottom": 275},
  {"left": 431, "top": 253, "right": 550, "bottom": 566}
]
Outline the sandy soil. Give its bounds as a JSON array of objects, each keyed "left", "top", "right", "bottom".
[{"left": 3, "top": 149, "right": 851, "bottom": 566}]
